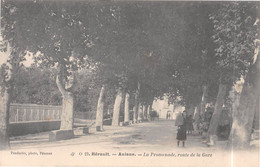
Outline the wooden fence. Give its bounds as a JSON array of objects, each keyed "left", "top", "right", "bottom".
[{"left": 9, "top": 103, "right": 62, "bottom": 123}]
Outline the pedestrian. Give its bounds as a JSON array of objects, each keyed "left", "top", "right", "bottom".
[
  {"left": 168, "top": 112, "right": 171, "bottom": 119},
  {"left": 175, "top": 110, "right": 188, "bottom": 147},
  {"left": 187, "top": 115, "right": 194, "bottom": 135}
]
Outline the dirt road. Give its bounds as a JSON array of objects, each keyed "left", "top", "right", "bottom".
[{"left": 1, "top": 120, "right": 259, "bottom": 167}]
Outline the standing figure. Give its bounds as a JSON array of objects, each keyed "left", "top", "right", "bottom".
[
  {"left": 198, "top": 115, "right": 203, "bottom": 135},
  {"left": 168, "top": 112, "right": 171, "bottom": 119},
  {"left": 175, "top": 110, "right": 188, "bottom": 147},
  {"left": 187, "top": 115, "right": 194, "bottom": 135}
]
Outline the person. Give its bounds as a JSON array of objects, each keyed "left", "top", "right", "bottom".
[
  {"left": 175, "top": 110, "right": 188, "bottom": 147},
  {"left": 168, "top": 112, "right": 171, "bottom": 119},
  {"left": 187, "top": 115, "right": 194, "bottom": 135},
  {"left": 197, "top": 115, "right": 204, "bottom": 135}
]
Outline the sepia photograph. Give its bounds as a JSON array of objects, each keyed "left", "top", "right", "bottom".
[{"left": 0, "top": 0, "right": 259, "bottom": 166}]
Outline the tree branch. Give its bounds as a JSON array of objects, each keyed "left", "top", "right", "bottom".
[{"left": 56, "top": 74, "right": 66, "bottom": 95}]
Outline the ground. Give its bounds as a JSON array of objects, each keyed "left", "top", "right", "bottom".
[{"left": 0, "top": 120, "right": 259, "bottom": 167}]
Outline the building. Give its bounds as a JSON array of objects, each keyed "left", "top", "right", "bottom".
[{"left": 152, "top": 95, "right": 185, "bottom": 120}]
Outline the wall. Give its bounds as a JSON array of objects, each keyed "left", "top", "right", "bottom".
[
  {"left": 9, "top": 103, "right": 62, "bottom": 136},
  {"left": 9, "top": 121, "right": 60, "bottom": 136}
]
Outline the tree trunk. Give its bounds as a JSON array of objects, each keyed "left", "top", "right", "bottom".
[
  {"left": 0, "top": 87, "right": 11, "bottom": 150},
  {"left": 171, "top": 103, "right": 175, "bottom": 120},
  {"left": 147, "top": 100, "right": 154, "bottom": 121},
  {"left": 188, "top": 103, "right": 196, "bottom": 117},
  {"left": 193, "top": 105, "right": 199, "bottom": 120},
  {"left": 112, "top": 88, "right": 123, "bottom": 126},
  {"left": 137, "top": 102, "right": 143, "bottom": 122},
  {"left": 124, "top": 91, "right": 130, "bottom": 124},
  {"left": 133, "top": 83, "right": 140, "bottom": 123},
  {"left": 227, "top": 39, "right": 260, "bottom": 148},
  {"left": 56, "top": 75, "right": 74, "bottom": 130},
  {"left": 96, "top": 85, "right": 105, "bottom": 131},
  {"left": 200, "top": 85, "right": 208, "bottom": 115},
  {"left": 252, "top": 95, "right": 260, "bottom": 139},
  {"left": 193, "top": 105, "right": 200, "bottom": 132},
  {"left": 207, "top": 83, "right": 227, "bottom": 146},
  {"left": 143, "top": 105, "right": 148, "bottom": 121},
  {"left": 133, "top": 102, "right": 138, "bottom": 123},
  {"left": 147, "top": 105, "right": 151, "bottom": 121},
  {"left": 0, "top": 56, "right": 14, "bottom": 150}
]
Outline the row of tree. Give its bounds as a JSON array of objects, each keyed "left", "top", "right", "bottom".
[{"left": 0, "top": 1, "right": 259, "bottom": 150}]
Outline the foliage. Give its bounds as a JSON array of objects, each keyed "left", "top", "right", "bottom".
[
  {"left": 1, "top": 1, "right": 258, "bottom": 114},
  {"left": 210, "top": 2, "right": 258, "bottom": 83},
  {"left": 11, "top": 65, "right": 61, "bottom": 105}
]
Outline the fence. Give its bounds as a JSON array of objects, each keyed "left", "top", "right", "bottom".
[{"left": 9, "top": 103, "right": 62, "bottom": 123}]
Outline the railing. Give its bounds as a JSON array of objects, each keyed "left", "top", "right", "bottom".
[{"left": 9, "top": 103, "right": 62, "bottom": 123}]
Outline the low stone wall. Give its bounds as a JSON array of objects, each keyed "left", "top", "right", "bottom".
[{"left": 9, "top": 121, "right": 60, "bottom": 136}]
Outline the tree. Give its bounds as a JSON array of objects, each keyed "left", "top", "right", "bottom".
[
  {"left": 95, "top": 85, "right": 105, "bottom": 130},
  {"left": 228, "top": 14, "right": 259, "bottom": 148},
  {"left": 124, "top": 91, "right": 130, "bottom": 124},
  {"left": 163, "top": 3, "right": 219, "bottom": 119},
  {"left": 228, "top": 45, "right": 259, "bottom": 148},
  {"left": 208, "top": 2, "right": 258, "bottom": 146},
  {"left": 0, "top": 61, "right": 12, "bottom": 150},
  {"left": 1, "top": 0, "right": 31, "bottom": 149},
  {"left": 1, "top": 1, "right": 97, "bottom": 142},
  {"left": 1, "top": 0, "right": 185, "bottom": 147},
  {"left": 11, "top": 65, "right": 62, "bottom": 105}
]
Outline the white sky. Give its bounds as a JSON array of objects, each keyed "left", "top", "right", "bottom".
[
  {"left": 0, "top": 44, "right": 34, "bottom": 67},
  {"left": 0, "top": 32, "right": 32, "bottom": 67}
]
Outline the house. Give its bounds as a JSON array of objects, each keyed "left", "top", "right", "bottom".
[{"left": 152, "top": 95, "right": 184, "bottom": 120}]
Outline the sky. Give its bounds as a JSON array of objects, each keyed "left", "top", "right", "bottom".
[{"left": 0, "top": 42, "right": 34, "bottom": 67}]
